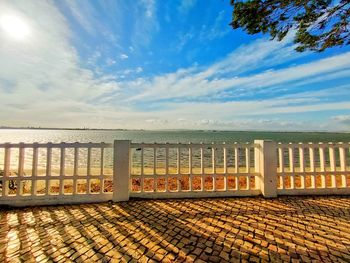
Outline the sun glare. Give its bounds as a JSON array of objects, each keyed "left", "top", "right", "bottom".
[{"left": 0, "top": 14, "right": 30, "bottom": 40}]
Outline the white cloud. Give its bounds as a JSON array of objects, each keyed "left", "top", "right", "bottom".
[
  {"left": 175, "top": 30, "right": 195, "bottom": 51},
  {"left": 331, "top": 115, "right": 350, "bottom": 125},
  {"left": 126, "top": 45, "right": 350, "bottom": 103},
  {"left": 87, "top": 50, "right": 102, "bottom": 65},
  {"left": 0, "top": 0, "right": 120, "bottom": 126},
  {"left": 63, "top": 0, "right": 96, "bottom": 34},
  {"left": 178, "top": 0, "right": 197, "bottom": 14},
  {"left": 329, "top": 115, "right": 350, "bottom": 131},
  {"left": 141, "top": 0, "right": 155, "bottom": 18},
  {"left": 145, "top": 118, "right": 168, "bottom": 125},
  {"left": 144, "top": 97, "right": 350, "bottom": 121},
  {"left": 106, "top": 58, "right": 116, "bottom": 66},
  {"left": 132, "top": 0, "right": 159, "bottom": 47},
  {"left": 119, "top": 67, "right": 143, "bottom": 76},
  {"left": 127, "top": 36, "right": 309, "bottom": 101},
  {"left": 62, "top": 0, "right": 120, "bottom": 48},
  {"left": 199, "top": 10, "right": 230, "bottom": 41},
  {"left": 120, "top": 54, "right": 129, "bottom": 60}
]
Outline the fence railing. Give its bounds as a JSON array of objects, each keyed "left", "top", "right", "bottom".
[
  {"left": 276, "top": 142, "right": 350, "bottom": 195},
  {"left": 0, "top": 142, "right": 113, "bottom": 206},
  {"left": 129, "top": 142, "right": 260, "bottom": 198},
  {"left": 0, "top": 140, "right": 349, "bottom": 207}
]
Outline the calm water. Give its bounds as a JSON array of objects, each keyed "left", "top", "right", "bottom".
[
  {"left": 0, "top": 129, "right": 349, "bottom": 171},
  {"left": 1, "top": 129, "right": 350, "bottom": 143}
]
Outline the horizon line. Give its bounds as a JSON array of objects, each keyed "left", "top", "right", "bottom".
[{"left": 0, "top": 126, "right": 349, "bottom": 134}]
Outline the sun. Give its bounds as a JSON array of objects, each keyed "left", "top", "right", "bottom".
[{"left": 0, "top": 14, "right": 30, "bottom": 40}]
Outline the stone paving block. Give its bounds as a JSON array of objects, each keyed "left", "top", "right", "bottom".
[{"left": 1, "top": 196, "right": 350, "bottom": 262}]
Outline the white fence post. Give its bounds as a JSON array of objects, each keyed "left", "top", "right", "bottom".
[
  {"left": 113, "top": 140, "right": 130, "bottom": 202},
  {"left": 254, "top": 140, "right": 277, "bottom": 198}
]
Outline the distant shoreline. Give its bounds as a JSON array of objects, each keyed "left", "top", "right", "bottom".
[
  {"left": 0, "top": 126, "right": 348, "bottom": 134},
  {"left": 0, "top": 127, "right": 131, "bottom": 131}
]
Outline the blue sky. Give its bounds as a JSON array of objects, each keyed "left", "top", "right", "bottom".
[{"left": 0, "top": 0, "right": 350, "bottom": 131}]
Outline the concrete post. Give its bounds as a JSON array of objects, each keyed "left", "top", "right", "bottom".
[
  {"left": 113, "top": 140, "right": 130, "bottom": 202},
  {"left": 254, "top": 140, "right": 277, "bottom": 198}
]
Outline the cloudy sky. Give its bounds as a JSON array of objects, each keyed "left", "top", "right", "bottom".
[{"left": 0, "top": 0, "right": 350, "bottom": 131}]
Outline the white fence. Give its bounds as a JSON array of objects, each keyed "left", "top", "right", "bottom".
[
  {"left": 129, "top": 142, "right": 261, "bottom": 198},
  {"left": 0, "top": 142, "right": 114, "bottom": 206},
  {"left": 0, "top": 140, "right": 349, "bottom": 207},
  {"left": 277, "top": 142, "right": 350, "bottom": 195}
]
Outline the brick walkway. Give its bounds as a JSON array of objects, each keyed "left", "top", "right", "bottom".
[{"left": 1, "top": 196, "right": 350, "bottom": 263}]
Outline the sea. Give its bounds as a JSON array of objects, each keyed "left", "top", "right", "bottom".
[
  {"left": 1, "top": 129, "right": 350, "bottom": 144},
  {"left": 0, "top": 129, "right": 349, "bottom": 171}
]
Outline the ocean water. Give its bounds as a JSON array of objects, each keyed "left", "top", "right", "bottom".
[
  {"left": 0, "top": 129, "right": 349, "bottom": 172},
  {"left": 0, "top": 129, "right": 350, "bottom": 143}
]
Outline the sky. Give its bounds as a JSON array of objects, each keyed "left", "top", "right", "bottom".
[{"left": 0, "top": 0, "right": 350, "bottom": 131}]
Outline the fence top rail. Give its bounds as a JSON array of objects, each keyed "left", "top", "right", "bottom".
[
  {"left": 130, "top": 142, "right": 256, "bottom": 148},
  {"left": 1, "top": 140, "right": 349, "bottom": 149},
  {"left": 277, "top": 142, "right": 350, "bottom": 148},
  {"left": 0, "top": 142, "right": 113, "bottom": 148}
]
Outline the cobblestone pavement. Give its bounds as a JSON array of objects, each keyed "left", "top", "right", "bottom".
[{"left": 1, "top": 196, "right": 350, "bottom": 263}]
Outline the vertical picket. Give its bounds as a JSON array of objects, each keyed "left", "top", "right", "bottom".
[
  {"left": 329, "top": 144, "right": 336, "bottom": 188},
  {"left": 339, "top": 143, "right": 347, "bottom": 187},
  {"left": 299, "top": 144, "right": 305, "bottom": 189},
  {"left": 319, "top": 143, "right": 326, "bottom": 188}
]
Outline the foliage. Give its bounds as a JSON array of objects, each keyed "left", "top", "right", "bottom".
[{"left": 230, "top": 0, "right": 350, "bottom": 52}]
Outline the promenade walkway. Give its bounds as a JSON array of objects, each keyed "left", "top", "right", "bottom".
[{"left": 1, "top": 196, "right": 350, "bottom": 262}]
